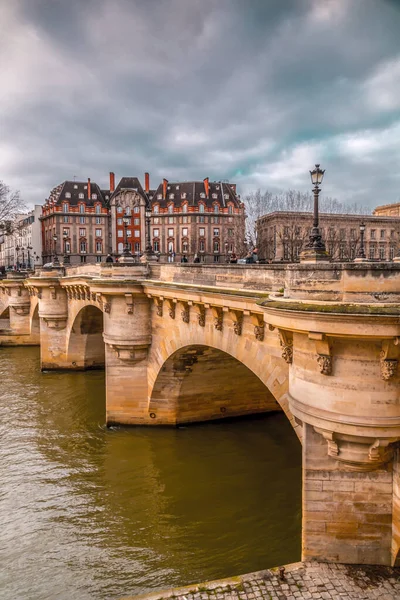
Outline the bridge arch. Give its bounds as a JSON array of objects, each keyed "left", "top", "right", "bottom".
[
  {"left": 0, "top": 305, "right": 10, "bottom": 332},
  {"left": 30, "top": 299, "right": 40, "bottom": 337},
  {"left": 148, "top": 317, "right": 300, "bottom": 439},
  {"left": 67, "top": 304, "right": 105, "bottom": 370}
]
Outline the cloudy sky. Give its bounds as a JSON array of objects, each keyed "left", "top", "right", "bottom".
[{"left": 1, "top": 0, "right": 400, "bottom": 209}]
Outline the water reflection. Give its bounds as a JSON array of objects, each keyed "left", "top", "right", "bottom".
[{"left": 0, "top": 347, "right": 301, "bottom": 600}]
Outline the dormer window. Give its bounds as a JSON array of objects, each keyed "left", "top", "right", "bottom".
[
  {"left": 199, "top": 203, "right": 205, "bottom": 213},
  {"left": 84, "top": 185, "right": 87, "bottom": 190},
  {"left": 167, "top": 186, "right": 171, "bottom": 190},
  {"left": 216, "top": 186, "right": 220, "bottom": 190},
  {"left": 176, "top": 185, "right": 180, "bottom": 190},
  {"left": 182, "top": 203, "right": 188, "bottom": 213},
  {"left": 213, "top": 204, "right": 219, "bottom": 213},
  {"left": 79, "top": 204, "right": 85, "bottom": 213},
  {"left": 79, "top": 193, "right": 84, "bottom": 199},
  {"left": 181, "top": 192, "right": 187, "bottom": 199},
  {"left": 169, "top": 193, "right": 174, "bottom": 200},
  {"left": 168, "top": 204, "right": 174, "bottom": 214},
  {"left": 157, "top": 194, "right": 162, "bottom": 200},
  {"left": 92, "top": 193, "right": 97, "bottom": 200},
  {"left": 65, "top": 192, "right": 71, "bottom": 199},
  {"left": 200, "top": 192, "right": 206, "bottom": 199},
  {"left": 63, "top": 203, "right": 69, "bottom": 212},
  {"left": 95, "top": 204, "right": 101, "bottom": 214},
  {"left": 154, "top": 204, "right": 159, "bottom": 214},
  {"left": 212, "top": 193, "right": 218, "bottom": 199},
  {"left": 224, "top": 194, "right": 229, "bottom": 199},
  {"left": 105, "top": 195, "right": 109, "bottom": 200},
  {"left": 74, "top": 185, "right": 78, "bottom": 189},
  {"left": 228, "top": 205, "right": 233, "bottom": 214}
]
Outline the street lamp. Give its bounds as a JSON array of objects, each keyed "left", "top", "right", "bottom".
[
  {"left": 118, "top": 215, "right": 135, "bottom": 263},
  {"left": 144, "top": 207, "right": 157, "bottom": 261},
  {"left": 16, "top": 245, "right": 20, "bottom": 270},
  {"left": 21, "top": 246, "right": 25, "bottom": 269},
  {"left": 27, "top": 245, "right": 32, "bottom": 270},
  {"left": 63, "top": 231, "right": 70, "bottom": 265},
  {"left": 300, "top": 163, "right": 330, "bottom": 262},
  {"left": 53, "top": 233, "right": 60, "bottom": 266},
  {"left": 355, "top": 221, "right": 367, "bottom": 262}
]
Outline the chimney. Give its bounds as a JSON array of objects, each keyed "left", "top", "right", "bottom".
[
  {"left": 145, "top": 172, "right": 150, "bottom": 193},
  {"left": 109, "top": 172, "right": 115, "bottom": 193},
  {"left": 203, "top": 177, "right": 209, "bottom": 198},
  {"left": 87, "top": 178, "right": 91, "bottom": 200},
  {"left": 163, "top": 178, "right": 168, "bottom": 199}
]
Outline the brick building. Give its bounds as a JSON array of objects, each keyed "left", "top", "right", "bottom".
[
  {"left": 41, "top": 180, "right": 110, "bottom": 265},
  {"left": 256, "top": 211, "right": 400, "bottom": 262},
  {"left": 109, "top": 173, "right": 245, "bottom": 262}
]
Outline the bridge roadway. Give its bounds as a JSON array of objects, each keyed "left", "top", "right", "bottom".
[{"left": 1, "top": 261, "right": 400, "bottom": 568}]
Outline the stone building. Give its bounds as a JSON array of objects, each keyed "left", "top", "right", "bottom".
[
  {"left": 109, "top": 173, "right": 245, "bottom": 262},
  {"left": 0, "top": 206, "right": 43, "bottom": 270},
  {"left": 256, "top": 211, "right": 400, "bottom": 262},
  {"left": 374, "top": 202, "right": 400, "bottom": 217},
  {"left": 41, "top": 180, "right": 111, "bottom": 265}
]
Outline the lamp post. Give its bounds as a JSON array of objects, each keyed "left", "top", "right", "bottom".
[
  {"left": 119, "top": 215, "right": 135, "bottom": 263},
  {"left": 63, "top": 231, "right": 70, "bottom": 265},
  {"left": 143, "top": 207, "right": 157, "bottom": 261},
  {"left": 300, "top": 163, "right": 330, "bottom": 262},
  {"left": 27, "top": 245, "right": 32, "bottom": 270},
  {"left": 16, "top": 245, "right": 20, "bottom": 270},
  {"left": 355, "top": 221, "right": 367, "bottom": 262},
  {"left": 53, "top": 234, "right": 60, "bottom": 266},
  {"left": 225, "top": 241, "right": 229, "bottom": 263},
  {"left": 21, "top": 247, "right": 25, "bottom": 269}
]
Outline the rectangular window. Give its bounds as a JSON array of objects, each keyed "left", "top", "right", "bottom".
[
  {"left": 369, "top": 245, "right": 376, "bottom": 259},
  {"left": 80, "top": 255, "right": 87, "bottom": 263},
  {"left": 350, "top": 229, "right": 356, "bottom": 239},
  {"left": 63, "top": 216, "right": 69, "bottom": 223},
  {"left": 199, "top": 240, "right": 205, "bottom": 252},
  {"left": 117, "top": 218, "right": 123, "bottom": 226},
  {"left": 96, "top": 241, "right": 102, "bottom": 253},
  {"left": 213, "top": 228, "right": 220, "bottom": 237},
  {"left": 79, "top": 216, "right": 85, "bottom": 224},
  {"left": 153, "top": 241, "right": 160, "bottom": 252},
  {"left": 80, "top": 241, "right": 87, "bottom": 253},
  {"left": 134, "top": 218, "right": 140, "bottom": 225},
  {"left": 168, "top": 228, "right": 174, "bottom": 237},
  {"left": 228, "top": 229, "right": 233, "bottom": 236},
  {"left": 153, "top": 217, "right": 159, "bottom": 224},
  {"left": 371, "top": 229, "right": 376, "bottom": 239},
  {"left": 127, "top": 230, "right": 132, "bottom": 237},
  {"left": 390, "top": 246, "right": 395, "bottom": 260},
  {"left": 381, "top": 229, "right": 385, "bottom": 239},
  {"left": 182, "top": 228, "right": 188, "bottom": 237},
  {"left": 118, "top": 230, "right": 123, "bottom": 238},
  {"left": 134, "top": 230, "right": 140, "bottom": 237},
  {"left": 96, "top": 216, "right": 102, "bottom": 224},
  {"left": 65, "top": 241, "right": 71, "bottom": 254},
  {"left": 340, "top": 229, "right": 345, "bottom": 240},
  {"left": 79, "top": 204, "right": 85, "bottom": 213},
  {"left": 96, "top": 255, "right": 102, "bottom": 262},
  {"left": 169, "top": 216, "right": 174, "bottom": 224},
  {"left": 79, "top": 228, "right": 86, "bottom": 237},
  {"left": 153, "top": 229, "right": 160, "bottom": 237},
  {"left": 63, "top": 228, "right": 69, "bottom": 236},
  {"left": 199, "top": 228, "right": 205, "bottom": 236},
  {"left": 95, "top": 229, "right": 102, "bottom": 237},
  {"left": 134, "top": 206, "right": 140, "bottom": 214},
  {"left": 379, "top": 246, "right": 385, "bottom": 260},
  {"left": 199, "top": 216, "right": 205, "bottom": 223}
]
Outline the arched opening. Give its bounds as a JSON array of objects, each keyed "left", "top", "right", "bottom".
[
  {"left": 0, "top": 306, "right": 10, "bottom": 332},
  {"left": 67, "top": 305, "right": 105, "bottom": 370},
  {"left": 150, "top": 345, "right": 283, "bottom": 425}
]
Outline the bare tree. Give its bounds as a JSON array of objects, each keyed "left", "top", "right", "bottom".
[
  {"left": 0, "top": 181, "right": 25, "bottom": 232},
  {"left": 278, "top": 222, "right": 309, "bottom": 261}
]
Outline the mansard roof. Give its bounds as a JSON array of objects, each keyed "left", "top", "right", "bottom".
[
  {"left": 111, "top": 177, "right": 148, "bottom": 199},
  {"left": 45, "top": 181, "right": 107, "bottom": 207},
  {"left": 150, "top": 180, "right": 240, "bottom": 208}
]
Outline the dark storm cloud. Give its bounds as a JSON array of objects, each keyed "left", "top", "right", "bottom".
[{"left": 1, "top": 0, "right": 400, "bottom": 208}]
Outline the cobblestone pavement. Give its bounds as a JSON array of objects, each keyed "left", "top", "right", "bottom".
[{"left": 122, "top": 562, "right": 400, "bottom": 600}]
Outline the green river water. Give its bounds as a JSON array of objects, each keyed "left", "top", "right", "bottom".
[{"left": 0, "top": 347, "right": 301, "bottom": 600}]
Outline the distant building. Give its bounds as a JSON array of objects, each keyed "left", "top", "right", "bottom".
[
  {"left": 109, "top": 173, "right": 246, "bottom": 262},
  {"left": 41, "top": 180, "right": 110, "bottom": 265},
  {"left": 0, "top": 206, "right": 43, "bottom": 269},
  {"left": 373, "top": 203, "right": 400, "bottom": 217},
  {"left": 256, "top": 211, "right": 400, "bottom": 262}
]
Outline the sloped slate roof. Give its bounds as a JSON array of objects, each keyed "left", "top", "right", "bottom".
[
  {"left": 46, "top": 181, "right": 107, "bottom": 206},
  {"left": 150, "top": 180, "right": 239, "bottom": 208}
]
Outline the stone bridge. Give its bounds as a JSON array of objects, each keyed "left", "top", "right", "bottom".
[{"left": 2, "top": 261, "right": 400, "bottom": 568}]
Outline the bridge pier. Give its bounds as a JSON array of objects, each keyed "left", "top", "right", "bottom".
[{"left": 0, "top": 276, "right": 39, "bottom": 345}]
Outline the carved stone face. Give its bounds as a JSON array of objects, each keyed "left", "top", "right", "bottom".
[{"left": 113, "top": 191, "right": 142, "bottom": 211}]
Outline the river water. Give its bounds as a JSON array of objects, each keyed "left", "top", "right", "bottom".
[{"left": 0, "top": 347, "right": 301, "bottom": 600}]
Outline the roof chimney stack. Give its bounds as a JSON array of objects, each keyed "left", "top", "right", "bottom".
[
  {"left": 109, "top": 172, "right": 115, "bottom": 193},
  {"left": 145, "top": 172, "right": 150, "bottom": 193},
  {"left": 87, "top": 178, "right": 91, "bottom": 200},
  {"left": 163, "top": 178, "right": 168, "bottom": 199},
  {"left": 203, "top": 177, "right": 209, "bottom": 198}
]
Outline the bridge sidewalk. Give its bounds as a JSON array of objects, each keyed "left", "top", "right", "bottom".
[{"left": 121, "top": 561, "right": 400, "bottom": 600}]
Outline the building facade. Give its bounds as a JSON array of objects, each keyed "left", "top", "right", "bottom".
[
  {"left": 256, "top": 211, "right": 400, "bottom": 262},
  {"left": 373, "top": 202, "right": 400, "bottom": 217},
  {"left": 109, "top": 173, "right": 246, "bottom": 262},
  {"left": 41, "top": 180, "right": 110, "bottom": 265},
  {"left": 0, "top": 206, "right": 43, "bottom": 270}
]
